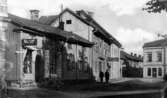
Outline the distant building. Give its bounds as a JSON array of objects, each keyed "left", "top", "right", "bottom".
[
  {"left": 121, "top": 51, "right": 143, "bottom": 77},
  {"left": 143, "top": 39, "right": 167, "bottom": 78},
  {"left": 39, "top": 8, "right": 122, "bottom": 80}
]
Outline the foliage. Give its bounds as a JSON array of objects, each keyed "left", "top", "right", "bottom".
[
  {"left": 143, "top": 0, "right": 167, "bottom": 13},
  {"left": 122, "top": 66, "right": 143, "bottom": 77},
  {"left": 38, "top": 78, "right": 64, "bottom": 90}
]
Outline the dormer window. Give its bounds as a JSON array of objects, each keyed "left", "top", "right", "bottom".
[{"left": 66, "top": 20, "right": 72, "bottom": 24}]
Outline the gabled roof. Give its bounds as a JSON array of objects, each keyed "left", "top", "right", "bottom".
[
  {"left": 39, "top": 15, "right": 58, "bottom": 25},
  {"left": 39, "top": 8, "right": 122, "bottom": 47},
  {"left": 39, "top": 8, "right": 90, "bottom": 26},
  {"left": 120, "top": 51, "right": 143, "bottom": 62},
  {"left": 8, "top": 14, "right": 94, "bottom": 47},
  {"left": 143, "top": 38, "right": 167, "bottom": 48}
]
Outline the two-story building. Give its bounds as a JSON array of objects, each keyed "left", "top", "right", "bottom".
[
  {"left": 143, "top": 39, "right": 166, "bottom": 78},
  {"left": 39, "top": 8, "right": 122, "bottom": 80}
]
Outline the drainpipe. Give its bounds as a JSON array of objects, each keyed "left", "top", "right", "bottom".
[
  {"left": 76, "top": 43, "right": 78, "bottom": 81},
  {"left": 164, "top": 47, "right": 166, "bottom": 77}
]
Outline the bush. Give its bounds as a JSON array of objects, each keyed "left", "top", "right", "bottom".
[
  {"left": 122, "top": 67, "right": 143, "bottom": 77},
  {"left": 38, "top": 78, "right": 64, "bottom": 90},
  {"left": 163, "top": 74, "right": 167, "bottom": 81}
]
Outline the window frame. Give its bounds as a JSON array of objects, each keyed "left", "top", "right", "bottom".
[
  {"left": 66, "top": 19, "right": 72, "bottom": 24},
  {"left": 157, "top": 51, "right": 162, "bottom": 62}
]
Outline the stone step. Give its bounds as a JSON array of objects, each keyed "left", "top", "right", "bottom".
[{"left": 9, "top": 80, "right": 37, "bottom": 89}]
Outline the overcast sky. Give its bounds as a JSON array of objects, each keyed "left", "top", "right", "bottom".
[{"left": 7, "top": 0, "right": 167, "bottom": 55}]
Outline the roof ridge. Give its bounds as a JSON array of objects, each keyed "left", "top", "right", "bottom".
[{"left": 143, "top": 38, "right": 167, "bottom": 48}]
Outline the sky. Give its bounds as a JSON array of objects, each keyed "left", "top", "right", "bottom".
[{"left": 7, "top": 0, "right": 167, "bottom": 55}]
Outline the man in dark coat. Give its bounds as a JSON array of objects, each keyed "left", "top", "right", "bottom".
[
  {"left": 105, "top": 70, "right": 110, "bottom": 83},
  {"left": 99, "top": 71, "right": 104, "bottom": 83}
]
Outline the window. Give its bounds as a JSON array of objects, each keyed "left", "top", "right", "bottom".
[
  {"left": 157, "top": 52, "right": 162, "bottom": 62},
  {"left": 147, "top": 52, "right": 152, "bottom": 62},
  {"left": 147, "top": 68, "right": 151, "bottom": 76},
  {"left": 66, "top": 20, "right": 72, "bottom": 24},
  {"left": 152, "top": 68, "right": 157, "bottom": 77},
  {"left": 158, "top": 68, "right": 162, "bottom": 76}
]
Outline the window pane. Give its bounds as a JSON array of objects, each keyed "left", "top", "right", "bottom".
[
  {"left": 158, "top": 68, "right": 162, "bottom": 76},
  {"left": 66, "top": 20, "right": 72, "bottom": 24},
  {"left": 147, "top": 68, "right": 151, "bottom": 76}
]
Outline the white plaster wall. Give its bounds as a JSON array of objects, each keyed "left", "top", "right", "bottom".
[
  {"left": 52, "top": 12, "right": 93, "bottom": 41},
  {"left": 110, "top": 44, "right": 121, "bottom": 79}
]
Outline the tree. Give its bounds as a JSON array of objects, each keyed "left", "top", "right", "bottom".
[{"left": 143, "top": 0, "right": 167, "bottom": 13}]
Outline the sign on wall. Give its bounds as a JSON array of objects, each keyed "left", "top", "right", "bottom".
[{"left": 22, "top": 39, "right": 37, "bottom": 46}]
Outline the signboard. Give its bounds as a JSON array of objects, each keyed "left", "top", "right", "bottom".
[{"left": 22, "top": 39, "right": 37, "bottom": 46}]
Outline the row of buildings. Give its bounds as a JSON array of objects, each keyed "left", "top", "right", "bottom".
[{"left": 0, "top": 0, "right": 126, "bottom": 88}]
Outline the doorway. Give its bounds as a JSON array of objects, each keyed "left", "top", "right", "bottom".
[{"left": 35, "top": 51, "right": 44, "bottom": 82}]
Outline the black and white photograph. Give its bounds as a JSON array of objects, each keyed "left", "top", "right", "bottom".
[{"left": 0, "top": 0, "right": 167, "bottom": 98}]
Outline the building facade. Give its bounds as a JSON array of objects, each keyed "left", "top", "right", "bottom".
[
  {"left": 39, "top": 8, "right": 122, "bottom": 80},
  {"left": 143, "top": 39, "right": 167, "bottom": 78}
]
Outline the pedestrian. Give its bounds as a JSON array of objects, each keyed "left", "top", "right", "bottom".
[
  {"left": 105, "top": 69, "right": 110, "bottom": 83},
  {"left": 99, "top": 71, "right": 104, "bottom": 83}
]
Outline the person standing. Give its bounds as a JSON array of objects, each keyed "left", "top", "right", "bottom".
[
  {"left": 105, "top": 69, "right": 110, "bottom": 83},
  {"left": 99, "top": 71, "right": 104, "bottom": 83}
]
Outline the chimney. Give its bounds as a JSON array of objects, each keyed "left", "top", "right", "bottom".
[
  {"left": 131, "top": 53, "right": 133, "bottom": 56},
  {"left": 138, "top": 55, "right": 141, "bottom": 58},
  {"left": 134, "top": 54, "right": 137, "bottom": 57},
  {"left": 87, "top": 11, "right": 94, "bottom": 17},
  {"left": 30, "top": 10, "right": 40, "bottom": 21}
]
